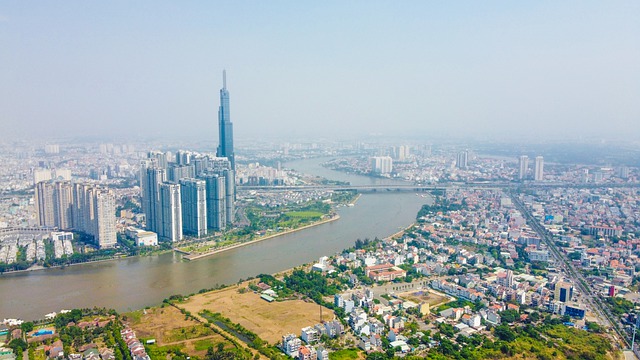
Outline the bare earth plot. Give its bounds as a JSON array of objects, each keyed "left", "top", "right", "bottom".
[
  {"left": 123, "top": 306, "right": 230, "bottom": 357},
  {"left": 398, "top": 289, "right": 449, "bottom": 307},
  {"left": 180, "top": 283, "right": 333, "bottom": 344}
]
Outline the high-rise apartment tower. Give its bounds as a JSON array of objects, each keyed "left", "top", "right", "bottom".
[
  {"left": 518, "top": 155, "right": 529, "bottom": 180},
  {"left": 534, "top": 156, "right": 544, "bottom": 181}
]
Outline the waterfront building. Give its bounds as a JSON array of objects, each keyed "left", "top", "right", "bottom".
[
  {"left": 141, "top": 167, "right": 166, "bottom": 233},
  {"left": 518, "top": 155, "right": 528, "bottom": 180},
  {"left": 35, "top": 181, "right": 55, "bottom": 227},
  {"left": 203, "top": 174, "right": 226, "bottom": 231},
  {"left": 52, "top": 181, "right": 74, "bottom": 230},
  {"left": 94, "top": 188, "right": 117, "bottom": 248},
  {"left": 217, "top": 70, "right": 235, "bottom": 171},
  {"left": 534, "top": 156, "right": 544, "bottom": 181},
  {"left": 159, "top": 183, "right": 183, "bottom": 242},
  {"left": 370, "top": 156, "right": 393, "bottom": 175},
  {"left": 180, "top": 178, "right": 207, "bottom": 237},
  {"left": 36, "top": 181, "right": 116, "bottom": 248}
]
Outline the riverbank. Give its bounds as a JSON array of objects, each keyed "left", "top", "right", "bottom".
[
  {"left": 384, "top": 222, "right": 416, "bottom": 241},
  {"left": 0, "top": 254, "right": 131, "bottom": 276},
  {"left": 181, "top": 214, "right": 341, "bottom": 261}
]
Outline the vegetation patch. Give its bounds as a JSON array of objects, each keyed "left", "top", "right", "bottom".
[{"left": 329, "top": 348, "right": 361, "bottom": 360}]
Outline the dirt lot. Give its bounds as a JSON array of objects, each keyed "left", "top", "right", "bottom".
[
  {"left": 123, "top": 306, "right": 230, "bottom": 357},
  {"left": 397, "top": 289, "right": 449, "bottom": 307},
  {"left": 179, "top": 283, "right": 333, "bottom": 344}
]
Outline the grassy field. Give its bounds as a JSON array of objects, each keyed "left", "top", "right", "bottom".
[
  {"left": 329, "top": 349, "right": 363, "bottom": 360},
  {"left": 285, "top": 211, "right": 324, "bottom": 219},
  {"left": 179, "top": 282, "right": 333, "bottom": 344},
  {"left": 123, "top": 306, "right": 232, "bottom": 358}
]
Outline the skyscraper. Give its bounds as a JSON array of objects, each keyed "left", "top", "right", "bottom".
[
  {"left": 36, "top": 180, "right": 116, "bottom": 248},
  {"left": 159, "top": 183, "right": 183, "bottom": 242},
  {"left": 203, "top": 174, "right": 226, "bottom": 231},
  {"left": 518, "top": 155, "right": 529, "bottom": 180},
  {"left": 217, "top": 70, "right": 235, "bottom": 171},
  {"left": 456, "top": 151, "right": 468, "bottom": 169},
  {"left": 142, "top": 167, "right": 166, "bottom": 233},
  {"left": 534, "top": 156, "right": 544, "bottom": 181},
  {"left": 370, "top": 156, "right": 393, "bottom": 175},
  {"left": 180, "top": 178, "right": 207, "bottom": 237}
]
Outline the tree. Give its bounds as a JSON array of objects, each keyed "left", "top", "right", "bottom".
[
  {"left": 20, "top": 322, "right": 34, "bottom": 333},
  {"left": 499, "top": 309, "right": 519, "bottom": 323},
  {"left": 494, "top": 325, "right": 516, "bottom": 342},
  {"left": 366, "top": 352, "right": 389, "bottom": 360}
]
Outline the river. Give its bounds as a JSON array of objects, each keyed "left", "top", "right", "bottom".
[{"left": 0, "top": 157, "right": 432, "bottom": 320}]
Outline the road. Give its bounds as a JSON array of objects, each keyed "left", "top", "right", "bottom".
[{"left": 510, "top": 192, "right": 629, "bottom": 349}]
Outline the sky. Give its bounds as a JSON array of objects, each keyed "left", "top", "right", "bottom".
[{"left": 0, "top": 1, "right": 639, "bottom": 142}]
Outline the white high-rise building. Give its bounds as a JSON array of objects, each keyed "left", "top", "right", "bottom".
[
  {"left": 534, "top": 156, "right": 544, "bottom": 181},
  {"left": 456, "top": 151, "right": 468, "bottom": 169},
  {"left": 371, "top": 156, "right": 393, "bottom": 175},
  {"left": 36, "top": 181, "right": 116, "bottom": 248},
  {"left": 33, "top": 169, "right": 53, "bottom": 185},
  {"left": 95, "top": 189, "right": 117, "bottom": 248},
  {"left": 518, "top": 155, "right": 529, "bottom": 180},
  {"left": 159, "top": 183, "right": 183, "bottom": 242},
  {"left": 180, "top": 178, "right": 207, "bottom": 237},
  {"left": 53, "top": 168, "right": 72, "bottom": 181},
  {"left": 44, "top": 144, "right": 60, "bottom": 154}
]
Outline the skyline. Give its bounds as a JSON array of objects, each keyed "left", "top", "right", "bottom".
[{"left": 0, "top": 2, "right": 639, "bottom": 141}]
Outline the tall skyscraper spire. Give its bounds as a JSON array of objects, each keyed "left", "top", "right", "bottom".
[
  {"left": 223, "top": 69, "right": 227, "bottom": 89},
  {"left": 217, "top": 70, "right": 235, "bottom": 171}
]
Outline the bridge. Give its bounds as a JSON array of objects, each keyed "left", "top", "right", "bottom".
[
  {"left": 237, "top": 181, "right": 640, "bottom": 193},
  {"left": 237, "top": 184, "right": 448, "bottom": 193}
]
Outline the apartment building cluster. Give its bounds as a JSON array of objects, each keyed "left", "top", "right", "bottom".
[
  {"left": 521, "top": 187, "right": 640, "bottom": 295},
  {"left": 281, "top": 320, "right": 343, "bottom": 360},
  {"left": 35, "top": 180, "right": 116, "bottom": 248},
  {"left": 140, "top": 150, "right": 235, "bottom": 242}
]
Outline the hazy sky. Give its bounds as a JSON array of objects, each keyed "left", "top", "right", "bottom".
[{"left": 1, "top": 2, "right": 638, "bottom": 142}]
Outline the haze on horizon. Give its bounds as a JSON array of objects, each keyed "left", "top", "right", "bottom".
[{"left": 0, "top": 1, "right": 638, "bottom": 142}]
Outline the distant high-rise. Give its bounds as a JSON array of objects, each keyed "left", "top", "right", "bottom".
[
  {"left": 370, "top": 156, "right": 393, "bottom": 175},
  {"left": 217, "top": 70, "right": 235, "bottom": 171},
  {"left": 518, "top": 155, "right": 529, "bottom": 180},
  {"left": 456, "top": 151, "right": 468, "bottom": 169},
  {"left": 180, "top": 178, "right": 207, "bottom": 237},
  {"left": 534, "top": 156, "right": 544, "bottom": 181}
]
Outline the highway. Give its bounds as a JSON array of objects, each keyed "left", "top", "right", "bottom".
[{"left": 510, "top": 191, "right": 629, "bottom": 349}]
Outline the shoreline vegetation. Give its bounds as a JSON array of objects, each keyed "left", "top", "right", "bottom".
[{"left": 181, "top": 214, "right": 341, "bottom": 261}]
